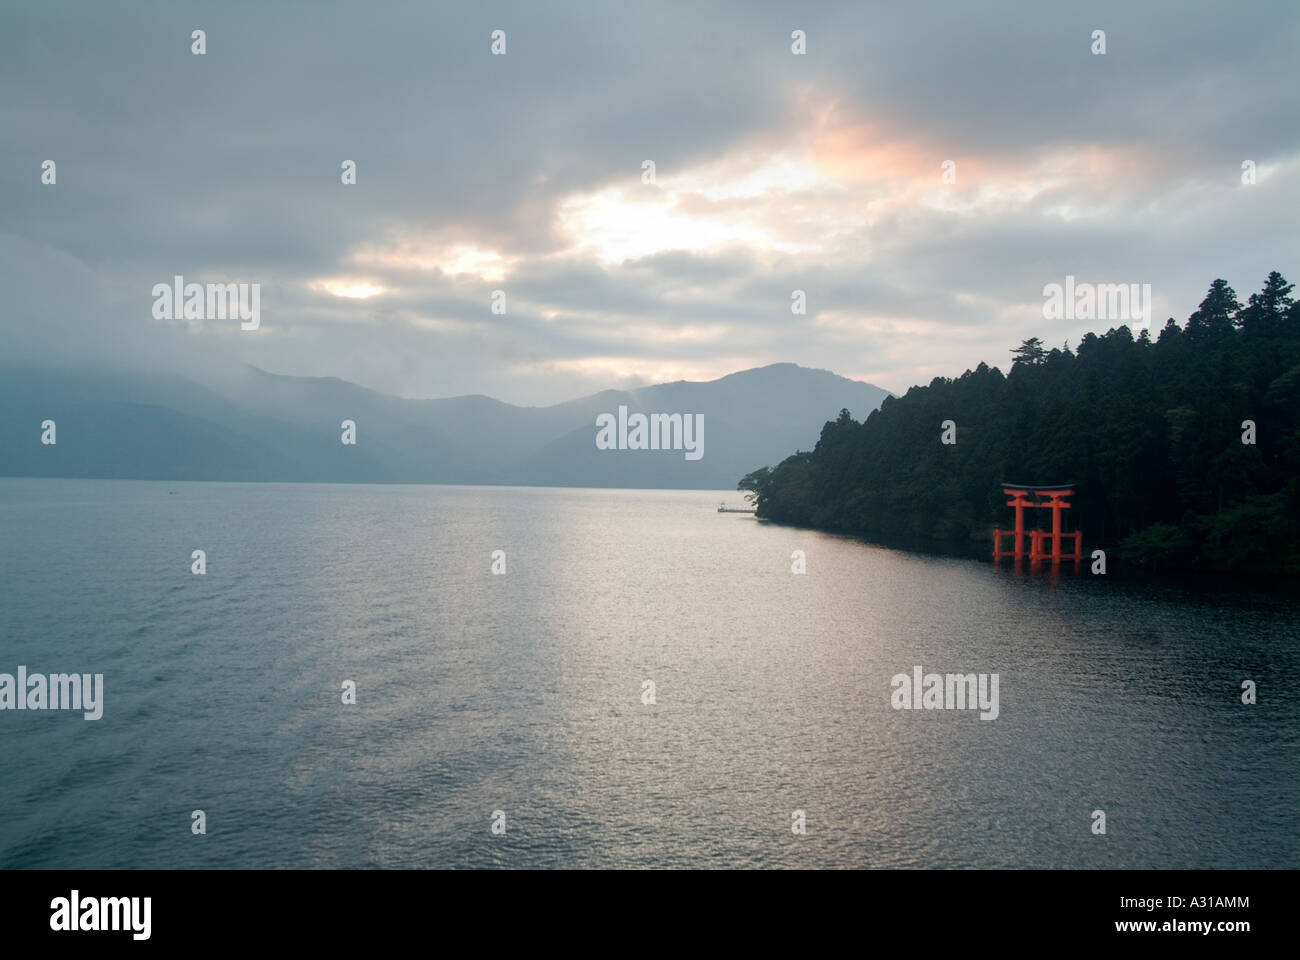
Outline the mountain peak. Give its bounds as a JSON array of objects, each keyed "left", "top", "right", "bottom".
[{"left": 1, "top": 363, "right": 891, "bottom": 489}]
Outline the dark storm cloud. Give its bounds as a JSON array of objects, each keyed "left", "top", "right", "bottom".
[{"left": 2, "top": 0, "right": 1296, "bottom": 404}]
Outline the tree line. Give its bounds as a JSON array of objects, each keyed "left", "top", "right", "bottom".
[{"left": 739, "top": 272, "right": 1300, "bottom": 574}]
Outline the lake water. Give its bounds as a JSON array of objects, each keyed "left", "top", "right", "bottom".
[{"left": 1, "top": 479, "right": 1296, "bottom": 868}]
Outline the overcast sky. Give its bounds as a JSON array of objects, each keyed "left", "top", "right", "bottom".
[{"left": 3, "top": 1, "right": 1297, "bottom": 406}]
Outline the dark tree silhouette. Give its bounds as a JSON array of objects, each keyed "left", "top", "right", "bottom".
[
  {"left": 1011, "top": 337, "right": 1048, "bottom": 366},
  {"left": 1184, "top": 279, "right": 1239, "bottom": 345}
]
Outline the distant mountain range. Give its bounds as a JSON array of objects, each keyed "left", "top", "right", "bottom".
[{"left": 0, "top": 363, "right": 891, "bottom": 489}]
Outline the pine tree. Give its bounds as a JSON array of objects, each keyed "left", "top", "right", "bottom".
[
  {"left": 1184, "top": 279, "right": 1239, "bottom": 345},
  {"left": 1239, "top": 271, "right": 1295, "bottom": 338},
  {"left": 1010, "top": 337, "right": 1047, "bottom": 366}
]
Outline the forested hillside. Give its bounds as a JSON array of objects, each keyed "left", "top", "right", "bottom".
[{"left": 740, "top": 272, "right": 1300, "bottom": 574}]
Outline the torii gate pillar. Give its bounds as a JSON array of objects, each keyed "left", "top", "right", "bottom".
[{"left": 993, "top": 483, "right": 1081, "bottom": 565}]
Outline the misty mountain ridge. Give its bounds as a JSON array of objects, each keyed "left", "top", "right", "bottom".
[{"left": 0, "top": 362, "right": 891, "bottom": 489}]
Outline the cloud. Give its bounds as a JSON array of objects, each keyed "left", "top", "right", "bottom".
[{"left": 2, "top": 0, "right": 1297, "bottom": 404}]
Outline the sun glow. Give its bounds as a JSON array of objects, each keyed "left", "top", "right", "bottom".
[
  {"left": 352, "top": 242, "right": 507, "bottom": 283},
  {"left": 556, "top": 153, "right": 831, "bottom": 265},
  {"left": 313, "top": 278, "right": 386, "bottom": 299}
]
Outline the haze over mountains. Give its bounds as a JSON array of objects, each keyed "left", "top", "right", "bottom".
[{"left": 0, "top": 363, "right": 890, "bottom": 489}]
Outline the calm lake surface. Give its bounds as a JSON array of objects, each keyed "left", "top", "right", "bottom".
[{"left": 1, "top": 479, "right": 1296, "bottom": 869}]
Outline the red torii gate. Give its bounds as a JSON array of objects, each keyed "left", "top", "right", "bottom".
[{"left": 993, "top": 483, "right": 1082, "bottom": 565}]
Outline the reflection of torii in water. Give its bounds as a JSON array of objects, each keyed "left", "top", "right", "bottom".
[{"left": 993, "top": 483, "right": 1082, "bottom": 565}]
